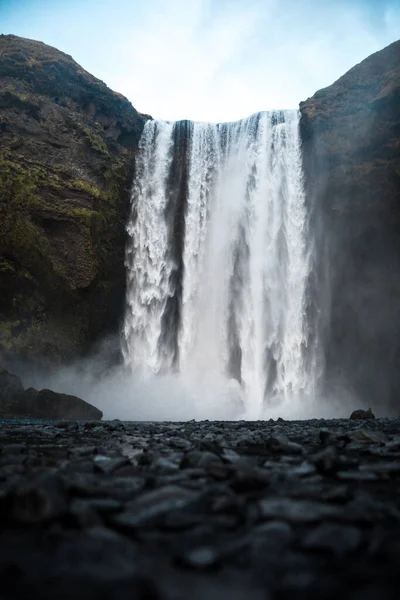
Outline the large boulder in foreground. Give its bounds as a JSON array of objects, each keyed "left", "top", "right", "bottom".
[
  {"left": 300, "top": 40, "right": 400, "bottom": 413},
  {"left": 0, "top": 34, "right": 149, "bottom": 367},
  {"left": 10, "top": 388, "right": 102, "bottom": 420}
]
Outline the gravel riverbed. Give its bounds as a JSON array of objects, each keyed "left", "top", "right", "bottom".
[{"left": 1, "top": 417, "right": 400, "bottom": 599}]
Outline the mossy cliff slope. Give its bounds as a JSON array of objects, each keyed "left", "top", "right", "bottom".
[
  {"left": 0, "top": 34, "right": 148, "bottom": 365},
  {"left": 300, "top": 40, "right": 400, "bottom": 411}
]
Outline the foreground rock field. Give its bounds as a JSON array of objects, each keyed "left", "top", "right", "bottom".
[{"left": 1, "top": 417, "right": 400, "bottom": 599}]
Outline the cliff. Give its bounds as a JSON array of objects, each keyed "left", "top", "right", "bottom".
[
  {"left": 0, "top": 35, "right": 147, "bottom": 365},
  {"left": 300, "top": 40, "right": 400, "bottom": 412}
]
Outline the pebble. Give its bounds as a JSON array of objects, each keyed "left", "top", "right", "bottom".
[
  {"left": 258, "top": 497, "right": 340, "bottom": 522},
  {"left": 301, "top": 523, "right": 362, "bottom": 555},
  {"left": 0, "top": 416, "right": 399, "bottom": 599}
]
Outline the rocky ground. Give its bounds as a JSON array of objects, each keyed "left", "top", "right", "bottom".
[{"left": 1, "top": 417, "right": 400, "bottom": 599}]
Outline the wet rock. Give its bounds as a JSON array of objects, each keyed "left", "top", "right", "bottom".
[
  {"left": 93, "top": 455, "right": 129, "bottom": 474},
  {"left": 321, "top": 485, "right": 351, "bottom": 504},
  {"left": 359, "top": 462, "right": 400, "bottom": 476},
  {"left": 168, "top": 437, "right": 192, "bottom": 450},
  {"left": 302, "top": 523, "right": 362, "bottom": 555},
  {"left": 11, "top": 388, "right": 103, "bottom": 420},
  {"left": 70, "top": 446, "right": 97, "bottom": 458},
  {"left": 7, "top": 472, "right": 68, "bottom": 523},
  {"left": 184, "top": 451, "right": 222, "bottom": 469},
  {"left": 0, "top": 415, "right": 400, "bottom": 598},
  {"left": 70, "top": 498, "right": 102, "bottom": 528},
  {"left": 220, "top": 448, "right": 242, "bottom": 464},
  {"left": 112, "top": 485, "right": 199, "bottom": 529},
  {"left": 288, "top": 462, "right": 317, "bottom": 477},
  {"left": 105, "top": 476, "right": 146, "bottom": 499},
  {"left": 319, "top": 429, "right": 342, "bottom": 445},
  {"left": 70, "top": 497, "right": 122, "bottom": 527},
  {"left": 84, "top": 421, "right": 102, "bottom": 430},
  {"left": 250, "top": 520, "right": 295, "bottom": 551},
  {"left": 152, "top": 453, "right": 183, "bottom": 474},
  {"left": 1, "top": 443, "right": 27, "bottom": 455},
  {"left": 164, "top": 511, "right": 205, "bottom": 530},
  {"left": 269, "top": 435, "right": 304, "bottom": 455},
  {"left": 229, "top": 467, "right": 270, "bottom": 492},
  {"left": 259, "top": 498, "right": 340, "bottom": 523},
  {"left": 180, "top": 546, "right": 220, "bottom": 569},
  {"left": 312, "top": 446, "right": 339, "bottom": 474},
  {"left": 346, "top": 429, "right": 387, "bottom": 443},
  {"left": 350, "top": 409, "right": 375, "bottom": 420},
  {"left": 86, "top": 525, "right": 127, "bottom": 542},
  {"left": 337, "top": 470, "right": 379, "bottom": 482}
]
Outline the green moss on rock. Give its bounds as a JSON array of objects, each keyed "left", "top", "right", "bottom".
[{"left": 0, "top": 34, "right": 148, "bottom": 365}]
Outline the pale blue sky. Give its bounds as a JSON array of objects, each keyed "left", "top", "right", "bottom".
[{"left": 1, "top": 0, "right": 399, "bottom": 121}]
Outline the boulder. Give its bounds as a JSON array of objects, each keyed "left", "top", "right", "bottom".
[
  {"left": 349, "top": 409, "right": 375, "bottom": 421},
  {"left": 7, "top": 387, "right": 102, "bottom": 420}
]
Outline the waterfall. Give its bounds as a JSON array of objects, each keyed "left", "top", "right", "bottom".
[{"left": 123, "top": 111, "right": 319, "bottom": 419}]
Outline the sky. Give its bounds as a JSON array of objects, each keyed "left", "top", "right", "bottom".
[{"left": 1, "top": 0, "right": 399, "bottom": 122}]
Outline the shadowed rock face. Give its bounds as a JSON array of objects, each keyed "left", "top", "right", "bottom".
[
  {"left": 0, "top": 34, "right": 148, "bottom": 366},
  {"left": 10, "top": 388, "right": 103, "bottom": 420},
  {"left": 0, "top": 366, "right": 102, "bottom": 419},
  {"left": 300, "top": 40, "right": 400, "bottom": 413}
]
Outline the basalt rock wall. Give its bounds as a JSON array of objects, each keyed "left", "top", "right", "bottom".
[
  {"left": 300, "top": 40, "right": 400, "bottom": 412},
  {"left": 0, "top": 35, "right": 148, "bottom": 366}
]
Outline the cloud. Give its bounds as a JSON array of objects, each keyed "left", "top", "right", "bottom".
[
  {"left": 1, "top": 0, "right": 399, "bottom": 121},
  {"left": 102, "top": 0, "right": 400, "bottom": 121}
]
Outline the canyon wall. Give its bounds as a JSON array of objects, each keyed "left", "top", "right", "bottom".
[
  {"left": 0, "top": 35, "right": 148, "bottom": 366},
  {"left": 300, "top": 40, "right": 400, "bottom": 411}
]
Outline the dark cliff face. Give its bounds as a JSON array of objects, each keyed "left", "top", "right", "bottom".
[
  {"left": 0, "top": 34, "right": 147, "bottom": 366},
  {"left": 300, "top": 40, "right": 400, "bottom": 412}
]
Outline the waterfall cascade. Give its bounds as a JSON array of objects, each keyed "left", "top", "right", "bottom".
[{"left": 123, "top": 111, "right": 320, "bottom": 419}]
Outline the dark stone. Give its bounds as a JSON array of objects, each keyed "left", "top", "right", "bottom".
[
  {"left": 346, "top": 429, "right": 386, "bottom": 443},
  {"left": 112, "top": 485, "right": 199, "bottom": 529},
  {"left": 250, "top": 520, "right": 295, "bottom": 552},
  {"left": 180, "top": 546, "right": 220, "bottom": 569},
  {"left": 184, "top": 451, "right": 222, "bottom": 469},
  {"left": 1, "top": 443, "right": 27, "bottom": 455},
  {"left": 350, "top": 409, "right": 376, "bottom": 421},
  {"left": 0, "top": 417, "right": 399, "bottom": 598},
  {"left": 312, "top": 446, "right": 339, "bottom": 474},
  {"left": 258, "top": 498, "right": 340, "bottom": 523},
  {"left": 268, "top": 435, "right": 304, "bottom": 455},
  {"left": 11, "top": 387, "right": 102, "bottom": 420},
  {"left": 301, "top": 523, "right": 362, "bottom": 555},
  {"left": 6, "top": 472, "right": 68, "bottom": 523},
  {"left": 229, "top": 467, "right": 270, "bottom": 492},
  {"left": 93, "top": 455, "right": 129, "bottom": 474}
]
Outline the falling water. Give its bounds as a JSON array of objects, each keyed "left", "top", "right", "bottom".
[{"left": 123, "top": 111, "right": 319, "bottom": 419}]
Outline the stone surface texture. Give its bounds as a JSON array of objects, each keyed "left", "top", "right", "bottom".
[
  {"left": 0, "top": 417, "right": 399, "bottom": 598},
  {"left": 300, "top": 40, "right": 400, "bottom": 413},
  {"left": 0, "top": 34, "right": 148, "bottom": 365}
]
